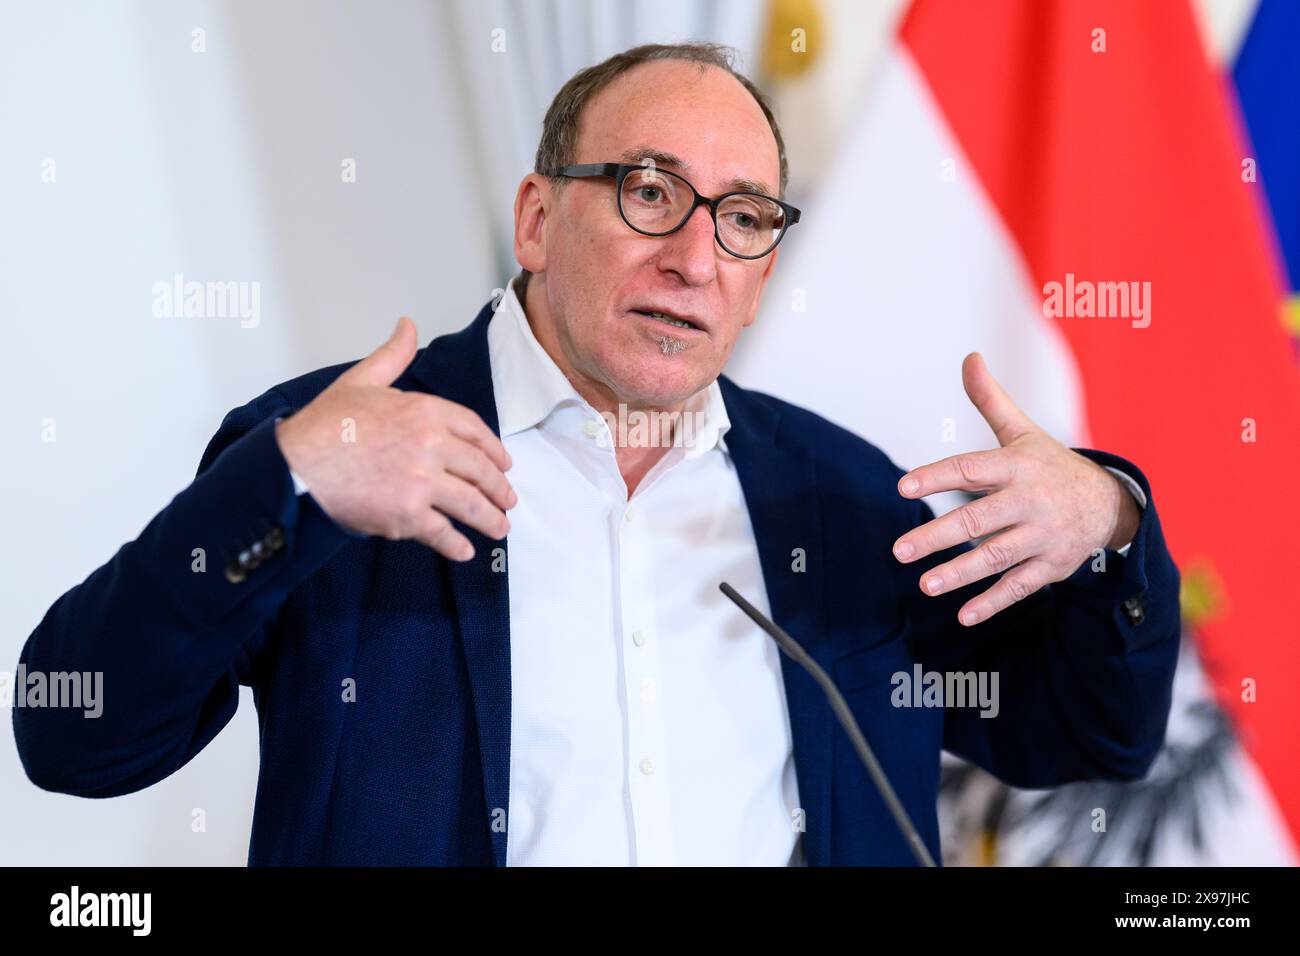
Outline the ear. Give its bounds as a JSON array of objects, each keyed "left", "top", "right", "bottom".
[
  {"left": 742, "top": 246, "right": 780, "bottom": 328},
  {"left": 514, "top": 173, "right": 552, "bottom": 274}
]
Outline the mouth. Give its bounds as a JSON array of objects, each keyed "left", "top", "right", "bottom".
[{"left": 629, "top": 307, "right": 706, "bottom": 334}]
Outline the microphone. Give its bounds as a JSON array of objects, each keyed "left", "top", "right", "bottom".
[{"left": 719, "top": 581, "right": 937, "bottom": 867}]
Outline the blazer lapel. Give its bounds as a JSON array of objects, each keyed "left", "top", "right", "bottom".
[
  {"left": 408, "top": 303, "right": 513, "bottom": 867},
  {"left": 718, "top": 375, "right": 834, "bottom": 866}
]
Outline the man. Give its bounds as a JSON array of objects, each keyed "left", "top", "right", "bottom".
[{"left": 13, "top": 42, "right": 1179, "bottom": 866}]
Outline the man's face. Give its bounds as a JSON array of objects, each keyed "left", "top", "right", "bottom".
[{"left": 523, "top": 60, "right": 783, "bottom": 409}]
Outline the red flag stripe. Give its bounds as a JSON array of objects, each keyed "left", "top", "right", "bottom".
[{"left": 902, "top": 0, "right": 1300, "bottom": 842}]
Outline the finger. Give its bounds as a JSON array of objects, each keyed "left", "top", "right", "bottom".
[
  {"left": 957, "top": 559, "right": 1054, "bottom": 626},
  {"left": 341, "top": 316, "right": 419, "bottom": 387},
  {"left": 962, "top": 352, "right": 1036, "bottom": 447},
  {"left": 429, "top": 473, "right": 510, "bottom": 540},
  {"left": 893, "top": 491, "right": 1022, "bottom": 563},
  {"left": 918, "top": 526, "right": 1039, "bottom": 597},
  {"left": 898, "top": 448, "right": 1013, "bottom": 499},
  {"left": 443, "top": 439, "right": 517, "bottom": 512},
  {"left": 445, "top": 405, "right": 513, "bottom": 472},
  {"left": 410, "top": 509, "right": 475, "bottom": 562}
]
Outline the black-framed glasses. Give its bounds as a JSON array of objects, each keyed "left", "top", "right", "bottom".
[{"left": 552, "top": 162, "right": 800, "bottom": 260}]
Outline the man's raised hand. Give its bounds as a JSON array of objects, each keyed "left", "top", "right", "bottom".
[
  {"left": 274, "top": 316, "right": 516, "bottom": 561},
  {"left": 891, "top": 352, "right": 1139, "bottom": 626}
]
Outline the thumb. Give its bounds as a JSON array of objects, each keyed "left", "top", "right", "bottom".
[
  {"left": 343, "top": 316, "right": 418, "bottom": 387},
  {"left": 962, "top": 352, "right": 1035, "bottom": 446}
]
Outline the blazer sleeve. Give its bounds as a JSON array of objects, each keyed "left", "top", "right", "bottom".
[
  {"left": 894, "top": 448, "right": 1182, "bottom": 787},
  {"left": 11, "top": 388, "right": 361, "bottom": 798}
]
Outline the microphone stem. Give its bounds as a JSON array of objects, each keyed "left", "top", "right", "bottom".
[{"left": 720, "top": 582, "right": 937, "bottom": 867}]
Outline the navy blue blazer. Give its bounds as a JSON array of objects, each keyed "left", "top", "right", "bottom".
[{"left": 13, "top": 300, "right": 1181, "bottom": 865}]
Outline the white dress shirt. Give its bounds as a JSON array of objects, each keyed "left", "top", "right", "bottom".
[{"left": 488, "top": 276, "right": 803, "bottom": 866}]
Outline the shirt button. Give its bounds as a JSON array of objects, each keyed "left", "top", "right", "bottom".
[
  {"left": 631, "top": 630, "right": 646, "bottom": 647},
  {"left": 583, "top": 419, "right": 601, "bottom": 439},
  {"left": 625, "top": 507, "right": 635, "bottom": 522},
  {"left": 639, "top": 758, "right": 655, "bottom": 776}
]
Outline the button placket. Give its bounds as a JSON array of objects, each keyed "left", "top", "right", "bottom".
[{"left": 615, "top": 493, "right": 674, "bottom": 865}]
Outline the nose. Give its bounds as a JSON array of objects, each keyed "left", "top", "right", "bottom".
[{"left": 654, "top": 203, "right": 718, "bottom": 287}]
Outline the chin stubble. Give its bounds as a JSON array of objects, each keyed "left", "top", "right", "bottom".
[{"left": 653, "top": 334, "right": 688, "bottom": 356}]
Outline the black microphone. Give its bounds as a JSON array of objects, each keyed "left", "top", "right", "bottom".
[{"left": 719, "top": 581, "right": 937, "bottom": 867}]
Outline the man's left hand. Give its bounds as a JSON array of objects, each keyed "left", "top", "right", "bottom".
[{"left": 891, "top": 352, "right": 1140, "bottom": 626}]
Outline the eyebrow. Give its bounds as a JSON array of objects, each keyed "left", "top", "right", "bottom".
[{"left": 618, "top": 146, "right": 777, "bottom": 199}]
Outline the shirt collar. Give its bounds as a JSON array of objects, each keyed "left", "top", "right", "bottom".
[{"left": 487, "top": 275, "right": 730, "bottom": 457}]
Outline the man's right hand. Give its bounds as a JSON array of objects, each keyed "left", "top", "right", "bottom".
[{"left": 274, "top": 316, "right": 516, "bottom": 561}]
